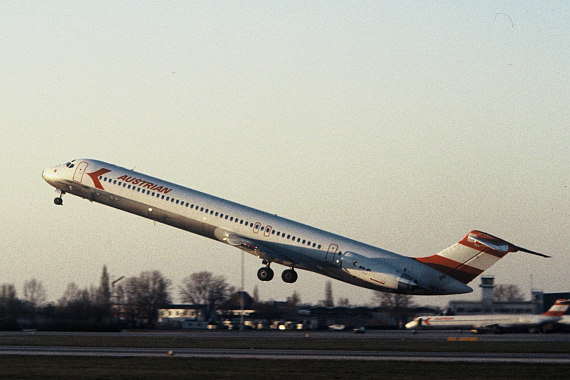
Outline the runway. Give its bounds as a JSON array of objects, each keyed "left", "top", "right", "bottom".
[
  {"left": 1, "top": 330, "right": 569, "bottom": 363},
  {"left": 0, "top": 345, "right": 569, "bottom": 363}
]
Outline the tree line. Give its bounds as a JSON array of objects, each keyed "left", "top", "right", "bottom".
[
  {"left": 0, "top": 266, "right": 241, "bottom": 330},
  {"left": 1, "top": 264, "right": 524, "bottom": 331},
  {"left": 0, "top": 265, "right": 419, "bottom": 330}
]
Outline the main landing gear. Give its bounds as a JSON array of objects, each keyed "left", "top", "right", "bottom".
[
  {"left": 281, "top": 269, "right": 298, "bottom": 283},
  {"left": 256, "top": 261, "right": 297, "bottom": 283},
  {"left": 257, "top": 266, "right": 274, "bottom": 281}
]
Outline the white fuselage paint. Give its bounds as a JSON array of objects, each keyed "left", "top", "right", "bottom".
[
  {"left": 43, "top": 159, "right": 473, "bottom": 295},
  {"left": 405, "top": 314, "right": 561, "bottom": 332}
]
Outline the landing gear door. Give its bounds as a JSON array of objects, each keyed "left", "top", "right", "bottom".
[{"left": 73, "top": 161, "right": 88, "bottom": 183}]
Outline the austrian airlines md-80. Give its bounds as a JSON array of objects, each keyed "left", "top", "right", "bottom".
[
  {"left": 406, "top": 299, "right": 570, "bottom": 333},
  {"left": 43, "top": 159, "right": 549, "bottom": 295}
]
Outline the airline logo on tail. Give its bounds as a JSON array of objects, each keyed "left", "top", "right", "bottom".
[
  {"left": 417, "top": 230, "right": 549, "bottom": 284},
  {"left": 543, "top": 299, "right": 570, "bottom": 317}
]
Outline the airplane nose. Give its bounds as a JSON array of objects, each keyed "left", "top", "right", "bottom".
[
  {"left": 405, "top": 320, "right": 418, "bottom": 329},
  {"left": 42, "top": 167, "right": 58, "bottom": 184}
]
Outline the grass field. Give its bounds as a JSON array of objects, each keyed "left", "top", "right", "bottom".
[{"left": 0, "top": 356, "right": 564, "bottom": 380}]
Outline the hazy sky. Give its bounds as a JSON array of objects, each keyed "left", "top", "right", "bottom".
[{"left": 1, "top": 1, "right": 568, "bottom": 308}]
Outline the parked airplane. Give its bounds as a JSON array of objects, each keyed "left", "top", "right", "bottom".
[
  {"left": 557, "top": 316, "right": 570, "bottom": 332},
  {"left": 43, "top": 159, "right": 549, "bottom": 295},
  {"left": 405, "top": 299, "right": 570, "bottom": 333}
]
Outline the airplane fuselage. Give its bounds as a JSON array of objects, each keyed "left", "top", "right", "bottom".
[
  {"left": 44, "top": 159, "right": 540, "bottom": 296},
  {"left": 405, "top": 314, "right": 559, "bottom": 332}
]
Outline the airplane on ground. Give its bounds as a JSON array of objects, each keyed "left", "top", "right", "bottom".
[
  {"left": 405, "top": 299, "right": 570, "bottom": 333},
  {"left": 43, "top": 159, "right": 549, "bottom": 295},
  {"left": 557, "top": 316, "right": 570, "bottom": 332}
]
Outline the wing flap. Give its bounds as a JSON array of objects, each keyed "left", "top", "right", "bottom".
[{"left": 214, "top": 227, "right": 294, "bottom": 264}]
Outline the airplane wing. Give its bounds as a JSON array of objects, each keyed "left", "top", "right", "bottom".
[{"left": 213, "top": 227, "right": 295, "bottom": 265}]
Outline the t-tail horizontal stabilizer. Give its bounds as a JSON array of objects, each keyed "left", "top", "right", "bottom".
[{"left": 469, "top": 231, "right": 550, "bottom": 258}]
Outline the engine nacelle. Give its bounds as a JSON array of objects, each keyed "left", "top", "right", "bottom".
[{"left": 341, "top": 251, "right": 418, "bottom": 292}]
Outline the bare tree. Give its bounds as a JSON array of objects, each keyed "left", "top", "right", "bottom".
[
  {"left": 373, "top": 291, "right": 415, "bottom": 328},
  {"left": 23, "top": 278, "right": 47, "bottom": 325},
  {"left": 123, "top": 271, "right": 172, "bottom": 326},
  {"left": 323, "top": 281, "right": 334, "bottom": 307},
  {"left": 179, "top": 271, "right": 235, "bottom": 314},
  {"left": 494, "top": 284, "right": 524, "bottom": 302},
  {"left": 0, "top": 284, "right": 19, "bottom": 319},
  {"left": 57, "top": 282, "right": 82, "bottom": 306},
  {"left": 23, "top": 278, "right": 47, "bottom": 308},
  {"left": 286, "top": 291, "right": 301, "bottom": 306},
  {"left": 337, "top": 297, "right": 350, "bottom": 307}
]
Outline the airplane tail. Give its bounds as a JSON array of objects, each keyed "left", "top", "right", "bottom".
[
  {"left": 542, "top": 299, "right": 570, "bottom": 317},
  {"left": 416, "top": 230, "right": 549, "bottom": 284}
]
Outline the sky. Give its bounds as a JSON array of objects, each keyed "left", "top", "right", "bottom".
[{"left": 1, "top": 1, "right": 568, "bottom": 308}]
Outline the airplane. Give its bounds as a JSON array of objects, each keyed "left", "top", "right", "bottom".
[
  {"left": 43, "top": 159, "right": 549, "bottom": 295},
  {"left": 557, "top": 316, "right": 570, "bottom": 332},
  {"left": 405, "top": 299, "right": 570, "bottom": 333}
]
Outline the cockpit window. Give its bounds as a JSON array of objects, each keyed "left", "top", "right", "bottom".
[{"left": 65, "top": 162, "right": 75, "bottom": 168}]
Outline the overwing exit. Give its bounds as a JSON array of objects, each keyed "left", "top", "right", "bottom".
[{"left": 43, "top": 159, "right": 549, "bottom": 295}]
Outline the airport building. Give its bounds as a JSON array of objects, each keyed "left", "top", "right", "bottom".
[{"left": 447, "top": 276, "right": 545, "bottom": 315}]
